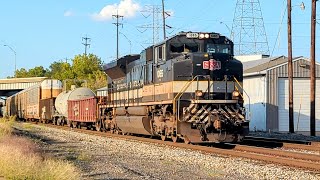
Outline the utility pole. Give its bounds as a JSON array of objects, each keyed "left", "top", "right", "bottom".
[
  {"left": 310, "top": 0, "right": 316, "bottom": 136},
  {"left": 112, "top": 12, "right": 123, "bottom": 60},
  {"left": 82, "top": 35, "right": 91, "bottom": 56},
  {"left": 287, "top": 0, "right": 294, "bottom": 133},
  {"left": 162, "top": 0, "right": 166, "bottom": 40},
  {"left": 3, "top": 45, "right": 16, "bottom": 75}
]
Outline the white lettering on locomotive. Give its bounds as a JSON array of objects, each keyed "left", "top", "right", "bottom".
[{"left": 157, "top": 69, "right": 164, "bottom": 78}]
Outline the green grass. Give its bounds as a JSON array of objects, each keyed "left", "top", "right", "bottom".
[
  {"left": 0, "top": 116, "right": 15, "bottom": 139},
  {"left": 0, "top": 116, "right": 81, "bottom": 180}
]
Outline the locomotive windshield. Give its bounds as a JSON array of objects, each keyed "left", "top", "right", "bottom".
[
  {"left": 206, "top": 44, "right": 232, "bottom": 54},
  {"left": 170, "top": 43, "right": 199, "bottom": 53}
]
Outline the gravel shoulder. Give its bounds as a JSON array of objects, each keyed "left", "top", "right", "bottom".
[{"left": 13, "top": 123, "right": 320, "bottom": 180}]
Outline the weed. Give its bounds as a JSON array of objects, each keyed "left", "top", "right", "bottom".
[
  {"left": 77, "top": 151, "right": 91, "bottom": 161},
  {"left": 0, "top": 124, "right": 81, "bottom": 179}
]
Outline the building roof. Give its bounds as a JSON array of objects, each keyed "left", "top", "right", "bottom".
[
  {"left": 243, "top": 56, "right": 287, "bottom": 74},
  {"left": 0, "top": 77, "right": 47, "bottom": 83},
  {"left": 242, "top": 56, "right": 284, "bottom": 71}
]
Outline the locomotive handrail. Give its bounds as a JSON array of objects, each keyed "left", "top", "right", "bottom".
[
  {"left": 233, "top": 76, "right": 251, "bottom": 120},
  {"left": 173, "top": 75, "right": 203, "bottom": 120}
]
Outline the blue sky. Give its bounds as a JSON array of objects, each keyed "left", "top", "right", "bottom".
[{"left": 0, "top": 0, "right": 319, "bottom": 78}]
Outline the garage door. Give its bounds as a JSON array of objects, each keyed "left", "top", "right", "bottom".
[{"left": 278, "top": 78, "right": 320, "bottom": 132}]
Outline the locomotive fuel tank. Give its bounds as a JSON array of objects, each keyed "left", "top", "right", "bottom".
[
  {"left": 115, "top": 106, "right": 152, "bottom": 135},
  {"left": 55, "top": 87, "right": 96, "bottom": 117}
]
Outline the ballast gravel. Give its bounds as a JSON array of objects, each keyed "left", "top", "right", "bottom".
[{"left": 14, "top": 123, "right": 320, "bottom": 180}]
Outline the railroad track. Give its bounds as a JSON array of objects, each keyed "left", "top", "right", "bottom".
[
  {"left": 242, "top": 136, "right": 320, "bottom": 151},
  {"left": 20, "top": 122, "right": 320, "bottom": 173}
]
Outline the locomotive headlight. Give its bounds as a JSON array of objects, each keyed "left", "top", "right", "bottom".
[
  {"left": 199, "top": 33, "right": 205, "bottom": 39},
  {"left": 195, "top": 90, "right": 203, "bottom": 97},
  {"left": 204, "top": 33, "right": 209, "bottom": 38},
  {"left": 232, "top": 90, "right": 240, "bottom": 97}
]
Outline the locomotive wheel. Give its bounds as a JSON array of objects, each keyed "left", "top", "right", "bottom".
[
  {"left": 52, "top": 118, "right": 57, "bottom": 125},
  {"left": 183, "top": 136, "right": 191, "bottom": 144},
  {"left": 161, "top": 135, "right": 166, "bottom": 141},
  {"left": 116, "top": 130, "right": 122, "bottom": 135},
  {"left": 171, "top": 135, "right": 179, "bottom": 143}
]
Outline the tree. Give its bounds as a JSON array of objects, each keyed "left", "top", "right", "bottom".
[
  {"left": 15, "top": 68, "right": 29, "bottom": 78},
  {"left": 48, "top": 61, "right": 74, "bottom": 80},
  {"left": 14, "top": 66, "right": 47, "bottom": 78},
  {"left": 12, "top": 53, "right": 107, "bottom": 91},
  {"left": 71, "top": 54, "right": 107, "bottom": 91}
]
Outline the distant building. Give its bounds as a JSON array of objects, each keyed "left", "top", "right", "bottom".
[{"left": 241, "top": 55, "right": 320, "bottom": 134}]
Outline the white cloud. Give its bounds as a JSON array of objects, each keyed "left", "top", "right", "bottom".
[
  {"left": 64, "top": 10, "right": 75, "bottom": 17},
  {"left": 91, "top": 0, "right": 140, "bottom": 21}
]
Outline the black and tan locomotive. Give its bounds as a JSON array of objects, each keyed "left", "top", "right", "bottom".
[
  {"left": 5, "top": 31, "right": 249, "bottom": 143},
  {"left": 100, "top": 32, "right": 249, "bottom": 143}
]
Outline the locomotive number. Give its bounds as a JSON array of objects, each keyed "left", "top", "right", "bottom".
[{"left": 157, "top": 69, "right": 164, "bottom": 78}]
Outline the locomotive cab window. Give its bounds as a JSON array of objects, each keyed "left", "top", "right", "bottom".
[
  {"left": 155, "top": 44, "right": 166, "bottom": 63},
  {"left": 170, "top": 43, "right": 199, "bottom": 53},
  {"left": 206, "top": 44, "right": 231, "bottom": 55}
]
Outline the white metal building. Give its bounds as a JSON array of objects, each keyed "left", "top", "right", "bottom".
[{"left": 242, "top": 56, "right": 320, "bottom": 134}]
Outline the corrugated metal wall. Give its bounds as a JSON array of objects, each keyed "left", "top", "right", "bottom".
[
  {"left": 243, "top": 76, "right": 267, "bottom": 131},
  {"left": 266, "top": 59, "right": 320, "bottom": 131},
  {"left": 0, "top": 82, "right": 40, "bottom": 90}
]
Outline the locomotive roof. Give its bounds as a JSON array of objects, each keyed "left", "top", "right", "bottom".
[
  {"left": 152, "top": 31, "right": 230, "bottom": 47},
  {"left": 103, "top": 54, "right": 140, "bottom": 79}
]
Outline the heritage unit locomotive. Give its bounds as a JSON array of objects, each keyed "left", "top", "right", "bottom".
[
  {"left": 100, "top": 32, "right": 249, "bottom": 143},
  {"left": 4, "top": 31, "right": 249, "bottom": 143}
]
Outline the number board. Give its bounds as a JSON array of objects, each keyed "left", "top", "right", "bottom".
[
  {"left": 186, "top": 33, "right": 199, "bottom": 38},
  {"left": 210, "top": 33, "right": 220, "bottom": 39}
]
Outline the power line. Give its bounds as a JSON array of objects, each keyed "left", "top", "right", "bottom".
[
  {"left": 82, "top": 35, "right": 91, "bottom": 56},
  {"left": 112, "top": 12, "right": 124, "bottom": 60}
]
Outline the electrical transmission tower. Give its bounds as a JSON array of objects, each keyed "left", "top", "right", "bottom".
[
  {"left": 112, "top": 13, "right": 124, "bottom": 60},
  {"left": 138, "top": 5, "right": 162, "bottom": 45},
  {"left": 82, "top": 35, "right": 91, "bottom": 55},
  {"left": 231, "top": 0, "right": 269, "bottom": 55},
  {"left": 138, "top": 3, "right": 171, "bottom": 45}
]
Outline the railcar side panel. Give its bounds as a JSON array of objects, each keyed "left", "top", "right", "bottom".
[
  {"left": 68, "top": 97, "right": 97, "bottom": 122},
  {"left": 40, "top": 98, "right": 55, "bottom": 123}
]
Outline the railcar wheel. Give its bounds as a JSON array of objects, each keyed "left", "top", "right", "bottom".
[
  {"left": 72, "top": 122, "right": 78, "bottom": 128},
  {"left": 95, "top": 121, "right": 101, "bottom": 132},
  {"left": 67, "top": 120, "right": 72, "bottom": 127},
  {"left": 183, "top": 136, "right": 190, "bottom": 144}
]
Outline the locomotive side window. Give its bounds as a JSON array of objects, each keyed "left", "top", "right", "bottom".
[
  {"left": 155, "top": 44, "right": 166, "bottom": 62},
  {"left": 158, "top": 46, "right": 163, "bottom": 59}
]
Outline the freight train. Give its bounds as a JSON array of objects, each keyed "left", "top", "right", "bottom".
[{"left": 5, "top": 31, "right": 249, "bottom": 143}]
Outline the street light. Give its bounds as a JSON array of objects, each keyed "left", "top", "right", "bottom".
[
  {"left": 3, "top": 44, "right": 17, "bottom": 75},
  {"left": 220, "top": 21, "right": 234, "bottom": 40},
  {"left": 119, "top": 31, "right": 132, "bottom": 54}
]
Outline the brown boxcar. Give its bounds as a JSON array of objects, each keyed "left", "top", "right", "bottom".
[
  {"left": 39, "top": 98, "right": 55, "bottom": 123},
  {"left": 68, "top": 97, "right": 97, "bottom": 123}
]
